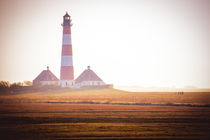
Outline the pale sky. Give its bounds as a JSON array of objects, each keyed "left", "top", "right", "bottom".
[{"left": 0, "top": 0, "right": 209, "bottom": 88}]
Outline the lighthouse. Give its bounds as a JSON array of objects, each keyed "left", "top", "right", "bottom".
[{"left": 60, "top": 12, "right": 74, "bottom": 87}]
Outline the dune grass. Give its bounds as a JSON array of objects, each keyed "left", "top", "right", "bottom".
[
  {"left": 0, "top": 103, "right": 210, "bottom": 139},
  {"left": 0, "top": 89, "right": 210, "bottom": 139},
  {"left": 0, "top": 88, "right": 210, "bottom": 106}
]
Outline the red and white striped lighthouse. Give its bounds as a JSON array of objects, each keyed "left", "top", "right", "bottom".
[{"left": 60, "top": 12, "right": 74, "bottom": 87}]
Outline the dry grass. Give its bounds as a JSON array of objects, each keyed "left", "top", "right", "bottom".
[
  {"left": 0, "top": 88, "right": 210, "bottom": 139},
  {"left": 0, "top": 103, "right": 210, "bottom": 139},
  {"left": 0, "top": 89, "right": 210, "bottom": 106}
]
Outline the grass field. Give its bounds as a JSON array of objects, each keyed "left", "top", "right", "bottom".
[
  {"left": 0, "top": 89, "right": 210, "bottom": 139},
  {"left": 0, "top": 88, "right": 210, "bottom": 106}
]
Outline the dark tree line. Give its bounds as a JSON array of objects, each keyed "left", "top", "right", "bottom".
[
  {"left": 0, "top": 81, "right": 32, "bottom": 94},
  {"left": 0, "top": 81, "right": 64, "bottom": 94}
]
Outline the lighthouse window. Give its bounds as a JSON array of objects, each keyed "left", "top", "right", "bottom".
[{"left": 65, "top": 17, "right": 70, "bottom": 20}]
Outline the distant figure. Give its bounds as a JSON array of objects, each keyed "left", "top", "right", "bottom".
[{"left": 177, "top": 91, "right": 184, "bottom": 95}]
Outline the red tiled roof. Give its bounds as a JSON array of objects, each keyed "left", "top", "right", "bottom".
[
  {"left": 33, "top": 69, "right": 59, "bottom": 82},
  {"left": 75, "top": 68, "right": 103, "bottom": 83}
]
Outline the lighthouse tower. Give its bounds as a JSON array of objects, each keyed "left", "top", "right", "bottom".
[{"left": 60, "top": 12, "right": 74, "bottom": 87}]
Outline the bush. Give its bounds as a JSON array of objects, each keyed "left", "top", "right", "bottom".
[{"left": 0, "top": 81, "right": 10, "bottom": 92}]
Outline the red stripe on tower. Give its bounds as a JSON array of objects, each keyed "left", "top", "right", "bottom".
[
  {"left": 60, "top": 12, "right": 75, "bottom": 87},
  {"left": 62, "top": 45, "right": 72, "bottom": 55}
]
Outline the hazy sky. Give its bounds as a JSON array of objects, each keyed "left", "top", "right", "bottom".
[{"left": 0, "top": 0, "right": 209, "bottom": 88}]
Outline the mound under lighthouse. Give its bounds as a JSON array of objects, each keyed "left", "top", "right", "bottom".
[{"left": 60, "top": 12, "right": 74, "bottom": 87}]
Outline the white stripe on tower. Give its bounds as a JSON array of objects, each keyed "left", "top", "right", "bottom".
[
  {"left": 62, "top": 34, "right": 71, "bottom": 45},
  {"left": 61, "top": 56, "right": 73, "bottom": 66},
  {"left": 60, "top": 12, "right": 74, "bottom": 88}
]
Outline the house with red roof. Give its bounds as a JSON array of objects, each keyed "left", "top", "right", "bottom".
[
  {"left": 75, "top": 66, "right": 106, "bottom": 88},
  {"left": 33, "top": 67, "right": 59, "bottom": 86},
  {"left": 33, "top": 66, "right": 112, "bottom": 88}
]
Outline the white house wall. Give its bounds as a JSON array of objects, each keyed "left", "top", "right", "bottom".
[
  {"left": 75, "top": 81, "right": 105, "bottom": 88},
  {"left": 59, "top": 80, "right": 75, "bottom": 88},
  {"left": 40, "top": 81, "right": 59, "bottom": 86}
]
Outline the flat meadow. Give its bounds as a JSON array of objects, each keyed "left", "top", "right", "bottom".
[
  {"left": 0, "top": 89, "right": 210, "bottom": 139},
  {"left": 0, "top": 88, "right": 210, "bottom": 106}
]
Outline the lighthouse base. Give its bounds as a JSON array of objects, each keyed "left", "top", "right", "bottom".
[{"left": 59, "top": 80, "right": 75, "bottom": 88}]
